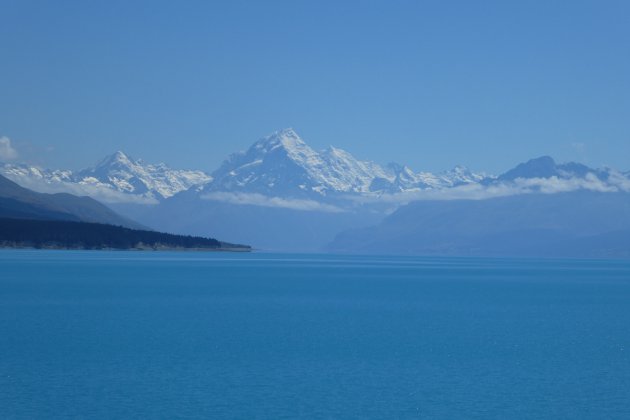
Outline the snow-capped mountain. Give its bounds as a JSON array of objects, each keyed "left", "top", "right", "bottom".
[
  {"left": 1, "top": 164, "right": 74, "bottom": 184},
  {"left": 369, "top": 163, "right": 487, "bottom": 193},
  {"left": 204, "top": 128, "right": 485, "bottom": 198},
  {"left": 206, "top": 128, "right": 388, "bottom": 197},
  {"left": 76, "top": 151, "right": 212, "bottom": 199},
  {"left": 1, "top": 151, "right": 212, "bottom": 203},
  {"left": 3, "top": 129, "right": 627, "bottom": 211}
]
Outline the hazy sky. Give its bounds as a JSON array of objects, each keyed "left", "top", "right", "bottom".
[{"left": 1, "top": 0, "right": 628, "bottom": 174}]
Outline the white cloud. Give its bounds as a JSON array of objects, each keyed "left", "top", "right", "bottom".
[
  {"left": 348, "top": 174, "right": 627, "bottom": 206},
  {"left": 605, "top": 170, "right": 630, "bottom": 192},
  {"left": 201, "top": 191, "right": 346, "bottom": 213},
  {"left": 513, "top": 174, "right": 617, "bottom": 194},
  {"left": 0, "top": 137, "right": 18, "bottom": 161}
]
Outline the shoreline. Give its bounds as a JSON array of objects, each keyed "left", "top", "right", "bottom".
[{"left": 0, "top": 244, "right": 252, "bottom": 252}]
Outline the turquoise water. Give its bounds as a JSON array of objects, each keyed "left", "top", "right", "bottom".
[{"left": 1, "top": 251, "right": 629, "bottom": 419}]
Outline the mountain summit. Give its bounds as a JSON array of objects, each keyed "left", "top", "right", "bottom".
[
  {"left": 497, "top": 156, "right": 609, "bottom": 182},
  {"left": 204, "top": 128, "right": 484, "bottom": 198},
  {"left": 206, "top": 128, "right": 391, "bottom": 197}
]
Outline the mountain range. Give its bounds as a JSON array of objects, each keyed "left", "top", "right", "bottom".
[
  {"left": 204, "top": 128, "right": 488, "bottom": 199},
  {"left": 1, "top": 151, "right": 211, "bottom": 204},
  {"left": 0, "top": 129, "right": 493, "bottom": 206},
  {"left": 2, "top": 128, "right": 629, "bottom": 254},
  {"left": 3, "top": 129, "right": 628, "bottom": 207}
]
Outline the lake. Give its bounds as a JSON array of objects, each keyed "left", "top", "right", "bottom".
[{"left": 1, "top": 250, "right": 629, "bottom": 418}]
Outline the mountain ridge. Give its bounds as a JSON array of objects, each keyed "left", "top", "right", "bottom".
[
  {"left": 2, "top": 128, "right": 629, "bottom": 214},
  {"left": 1, "top": 151, "right": 211, "bottom": 203},
  {"left": 204, "top": 128, "right": 487, "bottom": 199}
]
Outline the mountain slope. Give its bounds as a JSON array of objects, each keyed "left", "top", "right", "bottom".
[
  {"left": 328, "top": 191, "right": 630, "bottom": 257},
  {"left": 0, "top": 174, "right": 143, "bottom": 228}
]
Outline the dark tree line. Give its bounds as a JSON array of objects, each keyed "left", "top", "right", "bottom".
[{"left": 0, "top": 218, "right": 248, "bottom": 250}]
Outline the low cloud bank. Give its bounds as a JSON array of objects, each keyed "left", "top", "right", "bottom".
[
  {"left": 201, "top": 191, "right": 346, "bottom": 213},
  {"left": 203, "top": 174, "right": 630, "bottom": 212},
  {"left": 351, "top": 173, "right": 630, "bottom": 206}
]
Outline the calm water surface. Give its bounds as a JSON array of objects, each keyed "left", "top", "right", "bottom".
[{"left": 1, "top": 250, "right": 629, "bottom": 418}]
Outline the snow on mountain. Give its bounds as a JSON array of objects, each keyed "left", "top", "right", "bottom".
[
  {"left": 1, "top": 163, "right": 74, "bottom": 184},
  {"left": 204, "top": 128, "right": 486, "bottom": 199},
  {"left": 441, "top": 165, "right": 488, "bottom": 186},
  {"left": 0, "top": 151, "right": 212, "bottom": 203},
  {"left": 368, "top": 163, "right": 487, "bottom": 193},
  {"left": 206, "top": 128, "right": 389, "bottom": 197},
  {"left": 76, "top": 151, "right": 212, "bottom": 199},
  {"left": 4, "top": 129, "right": 624, "bottom": 211}
]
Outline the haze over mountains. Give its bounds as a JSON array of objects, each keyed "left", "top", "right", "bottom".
[
  {"left": 328, "top": 191, "right": 630, "bottom": 258},
  {"left": 2, "top": 128, "right": 629, "bottom": 255}
]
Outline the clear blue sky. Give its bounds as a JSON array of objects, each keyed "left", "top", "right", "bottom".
[{"left": 1, "top": 0, "right": 628, "bottom": 173}]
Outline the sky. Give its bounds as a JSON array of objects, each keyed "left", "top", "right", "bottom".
[{"left": 0, "top": 0, "right": 628, "bottom": 174}]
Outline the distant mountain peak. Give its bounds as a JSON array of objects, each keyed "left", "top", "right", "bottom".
[
  {"left": 110, "top": 150, "right": 132, "bottom": 161},
  {"left": 255, "top": 128, "right": 304, "bottom": 149},
  {"left": 78, "top": 152, "right": 212, "bottom": 200},
  {"left": 273, "top": 127, "right": 299, "bottom": 138},
  {"left": 93, "top": 150, "right": 135, "bottom": 169},
  {"left": 498, "top": 156, "right": 559, "bottom": 181},
  {"left": 450, "top": 164, "right": 470, "bottom": 172},
  {"left": 496, "top": 156, "right": 613, "bottom": 183},
  {"left": 531, "top": 155, "right": 556, "bottom": 164},
  {"left": 208, "top": 129, "right": 392, "bottom": 197}
]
